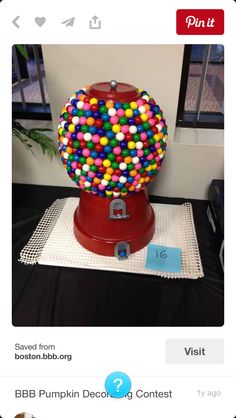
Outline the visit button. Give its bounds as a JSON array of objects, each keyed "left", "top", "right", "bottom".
[
  {"left": 176, "top": 9, "right": 224, "bottom": 35},
  {"left": 166, "top": 339, "right": 224, "bottom": 364}
]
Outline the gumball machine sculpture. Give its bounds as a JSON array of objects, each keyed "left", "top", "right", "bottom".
[{"left": 58, "top": 81, "right": 168, "bottom": 259}]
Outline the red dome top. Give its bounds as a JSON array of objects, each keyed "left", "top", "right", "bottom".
[{"left": 86, "top": 80, "right": 139, "bottom": 102}]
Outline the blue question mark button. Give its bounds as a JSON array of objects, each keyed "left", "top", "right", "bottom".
[{"left": 105, "top": 371, "right": 131, "bottom": 398}]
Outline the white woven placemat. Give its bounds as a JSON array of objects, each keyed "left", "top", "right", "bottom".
[{"left": 19, "top": 198, "right": 204, "bottom": 279}]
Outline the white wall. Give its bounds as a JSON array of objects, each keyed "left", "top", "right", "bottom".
[{"left": 12, "top": 44, "right": 224, "bottom": 199}]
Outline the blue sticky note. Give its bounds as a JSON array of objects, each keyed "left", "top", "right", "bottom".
[{"left": 145, "top": 244, "right": 182, "bottom": 273}]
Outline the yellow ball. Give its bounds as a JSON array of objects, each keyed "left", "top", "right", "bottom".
[
  {"left": 100, "top": 137, "right": 109, "bottom": 146},
  {"left": 158, "top": 148, "right": 162, "bottom": 155},
  {"left": 103, "top": 159, "right": 111, "bottom": 168},
  {"left": 106, "top": 190, "right": 113, "bottom": 196},
  {"left": 140, "top": 113, "right": 148, "bottom": 122},
  {"left": 139, "top": 178, "right": 145, "bottom": 184},
  {"left": 68, "top": 124, "right": 75, "bottom": 133},
  {"left": 104, "top": 173, "right": 111, "bottom": 181},
  {"left": 152, "top": 163, "right": 157, "bottom": 170},
  {"left": 112, "top": 124, "right": 121, "bottom": 133},
  {"left": 154, "top": 134, "right": 160, "bottom": 141},
  {"left": 90, "top": 97, "right": 98, "bottom": 105},
  {"left": 130, "top": 101, "right": 138, "bottom": 110},
  {"left": 94, "top": 177, "right": 101, "bottom": 184},
  {"left": 125, "top": 109, "right": 133, "bottom": 118},
  {"left": 146, "top": 165, "right": 152, "bottom": 172},
  {"left": 59, "top": 127, "right": 64, "bottom": 135},
  {"left": 128, "top": 141, "right": 135, "bottom": 150}
]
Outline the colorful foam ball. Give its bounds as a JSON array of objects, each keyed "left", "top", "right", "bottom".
[{"left": 58, "top": 85, "right": 168, "bottom": 198}]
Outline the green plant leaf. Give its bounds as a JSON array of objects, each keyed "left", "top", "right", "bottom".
[{"left": 15, "top": 45, "right": 29, "bottom": 60}]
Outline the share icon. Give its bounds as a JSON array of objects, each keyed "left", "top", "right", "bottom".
[{"left": 61, "top": 17, "right": 75, "bottom": 27}]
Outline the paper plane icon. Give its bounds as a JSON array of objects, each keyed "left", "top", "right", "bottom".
[{"left": 62, "top": 17, "right": 75, "bottom": 27}]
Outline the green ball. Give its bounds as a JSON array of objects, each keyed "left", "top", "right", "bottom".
[
  {"left": 73, "top": 140, "right": 80, "bottom": 149},
  {"left": 109, "top": 181, "right": 117, "bottom": 188},
  {"left": 110, "top": 139, "right": 118, "bottom": 147},
  {"left": 61, "top": 129, "right": 66, "bottom": 137},
  {"left": 127, "top": 163, "right": 134, "bottom": 170},
  {"left": 77, "top": 110, "right": 84, "bottom": 117},
  {"left": 139, "top": 167, "right": 145, "bottom": 174},
  {"left": 107, "top": 153, "right": 116, "bottom": 161},
  {"left": 144, "top": 149, "right": 150, "bottom": 156},
  {"left": 68, "top": 154, "right": 74, "bottom": 162},
  {"left": 81, "top": 125, "right": 88, "bottom": 133},
  {"left": 149, "top": 138, "right": 155, "bottom": 146},
  {"left": 122, "top": 149, "right": 129, "bottom": 157},
  {"left": 111, "top": 161, "right": 119, "bottom": 169},
  {"left": 99, "top": 105, "right": 107, "bottom": 114},
  {"left": 143, "top": 121, "right": 150, "bottom": 131},
  {"left": 79, "top": 156, "right": 86, "bottom": 164},
  {"left": 81, "top": 170, "right": 87, "bottom": 176},
  {"left": 121, "top": 187, "right": 127, "bottom": 193},
  {"left": 63, "top": 112, "right": 69, "bottom": 120},
  {"left": 90, "top": 164, "right": 98, "bottom": 172},
  {"left": 150, "top": 159, "right": 155, "bottom": 165},
  {"left": 123, "top": 102, "right": 130, "bottom": 110},
  {"left": 104, "top": 121, "right": 112, "bottom": 131},
  {"left": 133, "top": 133, "right": 140, "bottom": 142},
  {"left": 119, "top": 116, "right": 127, "bottom": 125},
  {"left": 87, "top": 141, "right": 94, "bottom": 150}
]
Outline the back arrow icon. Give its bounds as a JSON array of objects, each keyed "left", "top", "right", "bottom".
[{"left": 12, "top": 16, "right": 20, "bottom": 28}]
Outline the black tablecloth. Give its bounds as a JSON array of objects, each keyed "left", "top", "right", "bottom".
[{"left": 12, "top": 184, "right": 224, "bottom": 327}]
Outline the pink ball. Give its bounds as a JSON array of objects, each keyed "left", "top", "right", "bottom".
[
  {"left": 92, "top": 134, "right": 100, "bottom": 143},
  {"left": 88, "top": 171, "right": 95, "bottom": 178},
  {"left": 112, "top": 175, "right": 119, "bottom": 182},
  {"left": 155, "top": 156, "right": 161, "bottom": 162},
  {"left": 98, "top": 184, "right": 105, "bottom": 191},
  {"left": 77, "top": 132, "right": 84, "bottom": 140},
  {"left": 140, "top": 132, "right": 147, "bottom": 141},
  {"left": 146, "top": 153, "right": 153, "bottom": 161},
  {"left": 148, "top": 118, "right": 155, "bottom": 127},
  {"left": 135, "top": 163, "right": 141, "bottom": 170},
  {"left": 155, "top": 142, "right": 161, "bottom": 149},
  {"left": 65, "top": 132, "right": 71, "bottom": 139},
  {"left": 110, "top": 116, "right": 119, "bottom": 125},
  {"left": 137, "top": 150, "right": 144, "bottom": 157},
  {"left": 67, "top": 106, "right": 74, "bottom": 114},
  {"left": 95, "top": 158, "right": 103, "bottom": 166},
  {"left": 80, "top": 116, "right": 87, "bottom": 125},
  {"left": 80, "top": 175, "right": 86, "bottom": 181},
  {"left": 113, "top": 146, "right": 121, "bottom": 155},
  {"left": 135, "top": 174, "right": 141, "bottom": 180},
  {"left": 121, "top": 125, "right": 129, "bottom": 134},
  {"left": 132, "top": 180, "right": 138, "bottom": 186},
  {"left": 83, "top": 103, "right": 90, "bottom": 110},
  {"left": 82, "top": 148, "right": 90, "bottom": 157},
  {"left": 147, "top": 111, "right": 153, "bottom": 118},
  {"left": 80, "top": 184, "right": 85, "bottom": 189},
  {"left": 71, "top": 161, "right": 77, "bottom": 169},
  {"left": 137, "top": 99, "right": 144, "bottom": 106},
  {"left": 117, "top": 108, "right": 125, "bottom": 117}
]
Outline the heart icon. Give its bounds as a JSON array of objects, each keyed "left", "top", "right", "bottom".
[{"left": 35, "top": 17, "right": 46, "bottom": 27}]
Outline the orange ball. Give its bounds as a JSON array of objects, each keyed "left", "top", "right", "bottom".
[
  {"left": 130, "top": 169, "right": 137, "bottom": 177},
  {"left": 106, "top": 100, "right": 114, "bottom": 109},
  {"left": 86, "top": 117, "right": 95, "bottom": 126},
  {"left": 86, "top": 157, "right": 94, "bottom": 165},
  {"left": 124, "top": 156, "right": 132, "bottom": 164},
  {"left": 106, "top": 167, "right": 114, "bottom": 175},
  {"left": 66, "top": 147, "right": 73, "bottom": 154}
]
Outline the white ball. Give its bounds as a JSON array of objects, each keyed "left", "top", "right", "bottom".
[
  {"left": 136, "top": 142, "right": 143, "bottom": 150},
  {"left": 136, "top": 183, "right": 141, "bottom": 189},
  {"left": 142, "top": 95, "right": 149, "bottom": 101},
  {"left": 62, "top": 138, "right": 68, "bottom": 145},
  {"left": 63, "top": 152, "right": 69, "bottom": 160},
  {"left": 116, "top": 132, "right": 125, "bottom": 141},
  {"left": 108, "top": 108, "right": 116, "bottom": 116},
  {"left": 82, "top": 164, "right": 90, "bottom": 172},
  {"left": 84, "top": 181, "right": 91, "bottom": 188},
  {"left": 119, "top": 176, "right": 127, "bottom": 184},
  {"left": 60, "top": 121, "right": 66, "bottom": 128},
  {"left": 113, "top": 191, "right": 120, "bottom": 198},
  {"left": 65, "top": 102, "right": 70, "bottom": 108},
  {"left": 75, "top": 169, "right": 81, "bottom": 176},
  {"left": 159, "top": 153, "right": 164, "bottom": 160},
  {"left": 77, "top": 101, "right": 84, "bottom": 109},
  {"left": 84, "top": 133, "right": 92, "bottom": 141},
  {"left": 72, "top": 116, "right": 80, "bottom": 125},
  {"left": 157, "top": 124, "right": 163, "bottom": 132},
  {"left": 129, "top": 125, "right": 137, "bottom": 134},
  {"left": 132, "top": 157, "right": 139, "bottom": 164},
  {"left": 101, "top": 179, "right": 109, "bottom": 186},
  {"left": 138, "top": 105, "right": 146, "bottom": 114},
  {"left": 119, "top": 162, "right": 127, "bottom": 170}
]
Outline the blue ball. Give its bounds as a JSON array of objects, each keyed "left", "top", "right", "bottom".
[
  {"left": 147, "top": 130, "right": 153, "bottom": 138},
  {"left": 96, "top": 173, "right": 103, "bottom": 179},
  {"left": 102, "top": 113, "right": 110, "bottom": 122},
  {"left": 106, "top": 130, "right": 115, "bottom": 140},
  {"left": 93, "top": 111, "right": 101, "bottom": 119},
  {"left": 143, "top": 161, "right": 149, "bottom": 168},
  {"left": 72, "top": 108, "right": 78, "bottom": 116},
  {"left": 98, "top": 100, "right": 105, "bottom": 106},
  {"left": 76, "top": 89, "right": 85, "bottom": 95},
  {"left": 90, "top": 150, "right": 98, "bottom": 158},
  {"left": 71, "top": 132, "right": 77, "bottom": 140},
  {"left": 99, "top": 152, "right": 106, "bottom": 160},
  {"left": 104, "top": 145, "right": 112, "bottom": 153},
  {"left": 74, "top": 155, "right": 79, "bottom": 161},
  {"left": 89, "top": 126, "right": 97, "bottom": 134},
  {"left": 86, "top": 176, "right": 93, "bottom": 182},
  {"left": 127, "top": 117, "right": 135, "bottom": 125},
  {"left": 150, "top": 146, "right": 156, "bottom": 153},
  {"left": 76, "top": 149, "right": 82, "bottom": 156},
  {"left": 120, "top": 141, "right": 127, "bottom": 149},
  {"left": 117, "top": 182, "right": 124, "bottom": 189},
  {"left": 64, "top": 122, "right": 69, "bottom": 130},
  {"left": 75, "top": 124, "right": 82, "bottom": 132},
  {"left": 123, "top": 170, "right": 129, "bottom": 177},
  {"left": 97, "top": 128, "right": 105, "bottom": 136},
  {"left": 140, "top": 156, "right": 146, "bottom": 164},
  {"left": 137, "top": 125, "right": 144, "bottom": 133},
  {"left": 130, "top": 149, "right": 137, "bottom": 157},
  {"left": 114, "top": 102, "right": 122, "bottom": 109},
  {"left": 127, "top": 177, "right": 133, "bottom": 183},
  {"left": 84, "top": 110, "right": 92, "bottom": 118},
  {"left": 71, "top": 99, "right": 77, "bottom": 107},
  {"left": 133, "top": 109, "right": 140, "bottom": 117}
]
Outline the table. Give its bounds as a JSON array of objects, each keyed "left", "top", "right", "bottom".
[{"left": 12, "top": 184, "right": 224, "bottom": 326}]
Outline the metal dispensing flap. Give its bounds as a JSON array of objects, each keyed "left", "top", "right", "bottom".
[{"left": 86, "top": 80, "right": 139, "bottom": 102}]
